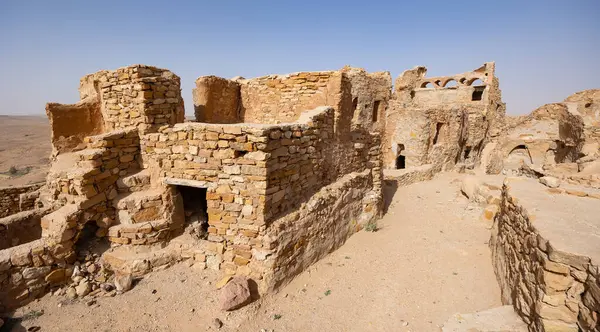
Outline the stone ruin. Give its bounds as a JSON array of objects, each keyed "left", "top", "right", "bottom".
[{"left": 0, "top": 62, "right": 598, "bottom": 331}]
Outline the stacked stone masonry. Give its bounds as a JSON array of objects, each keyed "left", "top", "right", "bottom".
[
  {"left": 491, "top": 181, "right": 600, "bottom": 331},
  {"left": 0, "top": 184, "right": 44, "bottom": 218}
]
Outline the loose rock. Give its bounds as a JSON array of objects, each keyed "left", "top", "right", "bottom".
[{"left": 219, "top": 276, "right": 252, "bottom": 311}]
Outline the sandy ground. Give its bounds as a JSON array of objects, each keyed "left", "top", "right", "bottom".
[
  {"left": 0, "top": 116, "right": 51, "bottom": 187},
  {"left": 6, "top": 174, "right": 501, "bottom": 332}
]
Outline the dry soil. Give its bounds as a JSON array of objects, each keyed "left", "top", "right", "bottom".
[{"left": 6, "top": 173, "right": 502, "bottom": 332}]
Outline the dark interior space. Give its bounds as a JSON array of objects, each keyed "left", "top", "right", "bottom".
[
  {"left": 178, "top": 185, "right": 208, "bottom": 239},
  {"left": 472, "top": 87, "right": 485, "bottom": 101},
  {"left": 396, "top": 155, "right": 406, "bottom": 169}
]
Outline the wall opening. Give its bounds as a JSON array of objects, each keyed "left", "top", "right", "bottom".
[
  {"left": 372, "top": 101, "right": 380, "bottom": 122},
  {"left": 464, "top": 146, "right": 472, "bottom": 159},
  {"left": 352, "top": 97, "right": 358, "bottom": 112},
  {"left": 177, "top": 186, "right": 208, "bottom": 239},
  {"left": 74, "top": 220, "right": 109, "bottom": 259},
  {"left": 505, "top": 144, "right": 534, "bottom": 170},
  {"left": 395, "top": 144, "right": 406, "bottom": 169},
  {"left": 396, "top": 155, "right": 406, "bottom": 169},
  {"left": 444, "top": 79, "right": 458, "bottom": 87},
  {"left": 433, "top": 123, "right": 444, "bottom": 145},
  {"left": 468, "top": 78, "right": 485, "bottom": 86},
  {"left": 472, "top": 87, "right": 485, "bottom": 101},
  {"left": 420, "top": 82, "right": 434, "bottom": 88}
]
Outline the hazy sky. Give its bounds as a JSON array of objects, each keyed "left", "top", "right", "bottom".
[{"left": 0, "top": 0, "right": 598, "bottom": 116}]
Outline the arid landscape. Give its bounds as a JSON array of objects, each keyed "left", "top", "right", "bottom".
[{"left": 0, "top": 116, "right": 51, "bottom": 187}]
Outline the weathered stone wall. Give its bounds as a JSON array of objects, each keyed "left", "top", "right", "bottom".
[
  {"left": 80, "top": 65, "right": 185, "bottom": 135},
  {"left": 45, "top": 98, "right": 104, "bottom": 156},
  {"left": 265, "top": 169, "right": 380, "bottom": 290},
  {"left": 239, "top": 71, "right": 335, "bottom": 124},
  {"left": 0, "top": 239, "right": 74, "bottom": 310},
  {"left": 342, "top": 67, "right": 392, "bottom": 133},
  {"left": 491, "top": 183, "right": 600, "bottom": 331},
  {"left": 42, "top": 128, "right": 141, "bottom": 247},
  {"left": 0, "top": 208, "right": 50, "bottom": 250},
  {"left": 0, "top": 183, "right": 44, "bottom": 218},
  {"left": 384, "top": 62, "right": 505, "bottom": 171},
  {"left": 193, "top": 76, "right": 241, "bottom": 123}
]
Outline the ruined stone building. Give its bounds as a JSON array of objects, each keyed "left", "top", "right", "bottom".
[{"left": 0, "top": 62, "right": 599, "bottom": 331}]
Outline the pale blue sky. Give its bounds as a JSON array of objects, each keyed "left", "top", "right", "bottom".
[{"left": 0, "top": 0, "right": 598, "bottom": 116}]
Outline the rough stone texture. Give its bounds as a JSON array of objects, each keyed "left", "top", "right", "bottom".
[
  {"left": 0, "top": 207, "right": 51, "bottom": 250},
  {"left": 0, "top": 64, "right": 385, "bottom": 309},
  {"left": 384, "top": 62, "right": 505, "bottom": 172},
  {"left": 219, "top": 276, "right": 251, "bottom": 311},
  {"left": 491, "top": 178, "right": 600, "bottom": 331},
  {"left": 0, "top": 183, "right": 43, "bottom": 218},
  {"left": 193, "top": 76, "right": 241, "bottom": 123}
]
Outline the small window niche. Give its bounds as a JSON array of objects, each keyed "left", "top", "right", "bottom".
[
  {"left": 472, "top": 87, "right": 485, "bottom": 101},
  {"left": 372, "top": 100, "right": 381, "bottom": 122}
]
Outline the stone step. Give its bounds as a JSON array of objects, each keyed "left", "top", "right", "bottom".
[
  {"left": 113, "top": 188, "right": 164, "bottom": 225},
  {"left": 116, "top": 169, "right": 151, "bottom": 193},
  {"left": 107, "top": 219, "right": 172, "bottom": 246},
  {"left": 441, "top": 306, "right": 528, "bottom": 332},
  {"left": 113, "top": 189, "right": 163, "bottom": 211},
  {"left": 101, "top": 233, "right": 208, "bottom": 277}
]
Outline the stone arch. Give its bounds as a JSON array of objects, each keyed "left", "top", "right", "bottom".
[
  {"left": 420, "top": 81, "right": 434, "bottom": 88},
  {"left": 466, "top": 78, "right": 485, "bottom": 86},
  {"left": 443, "top": 79, "right": 458, "bottom": 87},
  {"left": 505, "top": 144, "right": 533, "bottom": 169}
]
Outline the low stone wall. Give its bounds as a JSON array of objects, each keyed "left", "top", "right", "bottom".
[
  {"left": 265, "top": 169, "right": 380, "bottom": 290},
  {"left": 0, "top": 208, "right": 51, "bottom": 250},
  {"left": 383, "top": 164, "right": 437, "bottom": 187},
  {"left": 0, "top": 183, "right": 44, "bottom": 218},
  {"left": 491, "top": 181, "right": 600, "bottom": 331},
  {"left": 0, "top": 239, "right": 74, "bottom": 311}
]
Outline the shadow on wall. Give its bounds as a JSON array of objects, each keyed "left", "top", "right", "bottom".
[
  {"left": 505, "top": 145, "right": 533, "bottom": 169},
  {"left": 383, "top": 180, "right": 398, "bottom": 214}
]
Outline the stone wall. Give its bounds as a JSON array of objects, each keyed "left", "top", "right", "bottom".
[
  {"left": 75, "top": 65, "right": 185, "bottom": 136},
  {"left": 384, "top": 62, "right": 505, "bottom": 171},
  {"left": 0, "top": 208, "right": 51, "bottom": 250},
  {"left": 239, "top": 71, "right": 336, "bottom": 124},
  {"left": 0, "top": 183, "right": 44, "bottom": 218},
  {"left": 45, "top": 98, "right": 104, "bottom": 156},
  {"left": 491, "top": 182, "right": 600, "bottom": 331},
  {"left": 266, "top": 169, "right": 380, "bottom": 290},
  {"left": 0, "top": 239, "right": 74, "bottom": 310},
  {"left": 193, "top": 76, "right": 241, "bottom": 123}
]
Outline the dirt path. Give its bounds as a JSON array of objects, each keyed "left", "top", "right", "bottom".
[{"left": 8, "top": 173, "right": 501, "bottom": 331}]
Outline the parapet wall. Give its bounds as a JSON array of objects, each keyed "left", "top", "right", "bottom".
[
  {"left": 0, "top": 183, "right": 44, "bottom": 218},
  {"left": 491, "top": 179, "right": 600, "bottom": 331},
  {"left": 240, "top": 71, "right": 336, "bottom": 124}
]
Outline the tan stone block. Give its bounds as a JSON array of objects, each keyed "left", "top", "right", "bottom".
[
  {"left": 109, "top": 237, "right": 130, "bottom": 244},
  {"left": 543, "top": 270, "right": 573, "bottom": 292},
  {"left": 233, "top": 256, "right": 249, "bottom": 266}
]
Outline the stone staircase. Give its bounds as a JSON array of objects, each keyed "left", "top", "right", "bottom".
[{"left": 107, "top": 188, "right": 177, "bottom": 246}]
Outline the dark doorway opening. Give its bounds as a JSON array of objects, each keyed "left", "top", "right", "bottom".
[
  {"left": 74, "top": 221, "right": 110, "bottom": 261},
  {"left": 396, "top": 144, "right": 406, "bottom": 169},
  {"left": 396, "top": 155, "right": 406, "bottom": 169},
  {"left": 178, "top": 186, "right": 208, "bottom": 239}
]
